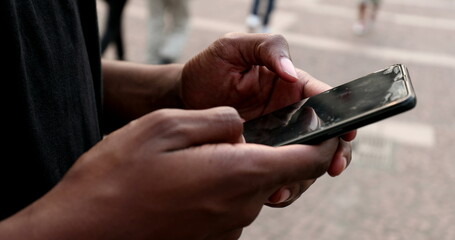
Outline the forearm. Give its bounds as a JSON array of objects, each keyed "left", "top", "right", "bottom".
[
  {"left": 102, "top": 60, "right": 184, "bottom": 131},
  {"left": 0, "top": 188, "right": 87, "bottom": 240},
  {"left": 0, "top": 181, "right": 124, "bottom": 240}
]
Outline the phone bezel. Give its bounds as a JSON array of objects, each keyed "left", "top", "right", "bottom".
[{"left": 244, "top": 64, "right": 417, "bottom": 146}]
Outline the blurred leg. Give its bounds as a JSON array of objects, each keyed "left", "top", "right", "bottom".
[
  {"left": 358, "top": 1, "right": 367, "bottom": 24},
  {"left": 101, "top": 0, "right": 128, "bottom": 59},
  {"left": 113, "top": 0, "right": 128, "bottom": 59},
  {"left": 246, "top": 0, "right": 261, "bottom": 32},
  {"left": 352, "top": 0, "right": 368, "bottom": 35},
  {"left": 262, "top": 0, "right": 275, "bottom": 26},
  {"left": 159, "top": 0, "right": 190, "bottom": 63},
  {"left": 251, "top": 0, "right": 260, "bottom": 15},
  {"left": 147, "top": 0, "right": 166, "bottom": 64},
  {"left": 370, "top": 0, "right": 381, "bottom": 21},
  {"left": 101, "top": 0, "right": 116, "bottom": 54},
  {"left": 261, "top": 0, "right": 275, "bottom": 32}
]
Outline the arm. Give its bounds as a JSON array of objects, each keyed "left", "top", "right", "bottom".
[
  {"left": 0, "top": 33, "right": 354, "bottom": 240},
  {"left": 102, "top": 60, "right": 184, "bottom": 131},
  {"left": 180, "top": 32, "right": 356, "bottom": 206},
  {"left": 0, "top": 107, "right": 351, "bottom": 240}
]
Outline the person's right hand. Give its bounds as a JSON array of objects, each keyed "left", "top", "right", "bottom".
[
  {"left": 3, "top": 107, "right": 351, "bottom": 240},
  {"left": 179, "top": 33, "right": 356, "bottom": 208}
]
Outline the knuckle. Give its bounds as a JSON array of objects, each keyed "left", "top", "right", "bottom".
[
  {"left": 164, "top": 122, "right": 191, "bottom": 139},
  {"left": 209, "top": 39, "right": 230, "bottom": 61},
  {"left": 256, "top": 34, "right": 290, "bottom": 61},
  {"left": 266, "top": 33, "right": 287, "bottom": 43},
  {"left": 146, "top": 109, "right": 188, "bottom": 137},
  {"left": 213, "top": 107, "right": 243, "bottom": 138},
  {"left": 210, "top": 33, "right": 244, "bottom": 59},
  {"left": 214, "top": 107, "right": 242, "bottom": 124},
  {"left": 221, "top": 32, "right": 244, "bottom": 40},
  {"left": 213, "top": 33, "right": 239, "bottom": 47},
  {"left": 148, "top": 109, "right": 175, "bottom": 126},
  {"left": 260, "top": 33, "right": 288, "bottom": 49}
]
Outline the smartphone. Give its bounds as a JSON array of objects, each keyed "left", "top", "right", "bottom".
[{"left": 243, "top": 64, "right": 417, "bottom": 146}]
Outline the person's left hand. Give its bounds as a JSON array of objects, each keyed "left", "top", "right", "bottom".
[
  {"left": 181, "top": 32, "right": 356, "bottom": 208},
  {"left": 181, "top": 33, "right": 326, "bottom": 120}
]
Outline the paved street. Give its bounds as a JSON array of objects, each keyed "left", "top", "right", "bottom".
[{"left": 97, "top": 0, "right": 455, "bottom": 239}]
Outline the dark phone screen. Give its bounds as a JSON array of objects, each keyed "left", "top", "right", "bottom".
[{"left": 243, "top": 65, "right": 410, "bottom": 146}]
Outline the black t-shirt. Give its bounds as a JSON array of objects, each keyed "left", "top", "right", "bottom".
[{"left": 0, "top": 0, "right": 103, "bottom": 219}]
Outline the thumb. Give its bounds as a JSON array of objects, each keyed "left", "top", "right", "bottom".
[{"left": 244, "top": 138, "right": 339, "bottom": 186}]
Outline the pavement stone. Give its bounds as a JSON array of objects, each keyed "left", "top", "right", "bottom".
[{"left": 97, "top": 0, "right": 455, "bottom": 239}]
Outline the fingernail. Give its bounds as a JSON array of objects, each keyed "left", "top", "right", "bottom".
[
  {"left": 277, "top": 188, "right": 292, "bottom": 203},
  {"left": 280, "top": 57, "right": 298, "bottom": 79}
]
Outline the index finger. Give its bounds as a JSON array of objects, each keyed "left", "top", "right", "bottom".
[
  {"left": 341, "top": 130, "right": 357, "bottom": 142},
  {"left": 211, "top": 32, "right": 299, "bottom": 83}
]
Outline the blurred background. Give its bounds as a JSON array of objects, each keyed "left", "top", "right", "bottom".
[{"left": 96, "top": 0, "right": 455, "bottom": 239}]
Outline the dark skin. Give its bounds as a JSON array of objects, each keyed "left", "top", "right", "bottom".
[{"left": 0, "top": 33, "right": 355, "bottom": 240}]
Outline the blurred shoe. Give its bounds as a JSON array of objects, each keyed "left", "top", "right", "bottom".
[
  {"left": 352, "top": 22, "right": 367, "bottom": 36},
  {"left": 159, "top": 57, "right": 174, "bottom": 64},
  {"left": 246, "top": 14, "right": 260, "bottom": 32},
  {"left": 261, "top": 26, "right": 271, "bottom": 33}
]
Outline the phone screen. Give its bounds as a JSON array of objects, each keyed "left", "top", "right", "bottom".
[{"left": 243, "top": 64, "right": 416, "bottom": 146}]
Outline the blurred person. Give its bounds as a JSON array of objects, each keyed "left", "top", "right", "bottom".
[
  {"left": 1, "top": 0, "right": 356, "bottom": 238},
  {"left": 352, "top": 0, "right": 382, "bottom": 35},
  {"left": 100, "top": 0, "right": 129, "bottom": 60},
  {"left": 245, "top": 0, "right": 276, "bottom": 33},
  {"left": 147, "top": 0, "right": 190, "bottom": 64}
]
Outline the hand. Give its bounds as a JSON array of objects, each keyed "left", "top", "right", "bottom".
[
  {"left": 10, "top": 107, "right": 349, "bottom": 240},
  {"left": 265, "top": 134, "right": 355, "bottom": 208},
  {"left": 181, "top": 32, "right": 329, "bottom": 120},
  {"left": 181, "top": 32, "right": 356, "bottom": 208}
]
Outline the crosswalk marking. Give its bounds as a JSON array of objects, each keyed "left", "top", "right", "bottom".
[
  {"left": 191, "top": 16, "right": 455, "bottom": 69},
  {"left": 116, "top": 0, "right": 455, "bottom": 68},
  {"left": 283, "top": 1, "right": 455, "bottom": 31},
  {"left": 358, "top": 120, "right": 436, "bottom": 147}
]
